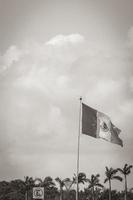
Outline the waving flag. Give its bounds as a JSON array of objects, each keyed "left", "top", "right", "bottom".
[{"left": 82, "top": 103, "right": 123, "bottom": 147}]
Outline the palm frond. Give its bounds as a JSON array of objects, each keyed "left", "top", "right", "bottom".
[
  {"left": 124, "top": 164, "right": 128, "bottom": 171},
  {"left": 104, "top": 178, "right": 108, "bottom": 183},
  {"left": 117, "top": 168, "right": 124, "bottom": 174},
  {"left": 112, "top": 169, "right": 118, "bottom": 175},
  {"left": 126, "top": 165, "right": 133, "bottom": 175},
  {"left": 105, "top": 166, "right": 109, "bottom": 172},
  {"left": 95, "top": 183, "right": 104, "bottom": 188},
  {"left": 86, "top": 178, "right": 91, "bottom": 184},
  {"left": 88, "top": 184, "right": 93, "bottom": 189},
  {"left": 113, "top": 176, "right": 123, "bottom": 182}
]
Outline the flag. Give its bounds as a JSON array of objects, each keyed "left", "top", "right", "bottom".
[{"left": 82, "top": 103, "right": 123, "bottom": 147}]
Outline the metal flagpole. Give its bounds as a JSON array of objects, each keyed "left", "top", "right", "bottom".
[{"left": 76, "top": 97, "right": 82, "bottom": 200}]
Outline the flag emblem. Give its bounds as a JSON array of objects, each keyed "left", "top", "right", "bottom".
[
  {"left": 100, "top": 122, "right": 109, "bottom": 132},
  {"left": 82, "top": 103, "right": 123, "bottom": 147}
]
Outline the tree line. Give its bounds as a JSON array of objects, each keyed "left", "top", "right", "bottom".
[{"left": 0, "top": 164, "right": 132, "bottom": 200}]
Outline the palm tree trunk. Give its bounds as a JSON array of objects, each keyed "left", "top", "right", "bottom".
[
  {"left": 92, "top": 186, "right": 95, "bottom": 200},
  {"left": 60, "top": 187, "right": 63, "bottom": 200},
  {"left": 25, "top": 190, "right": 28, "bottom": 200},
  {"left": 124, "top": 175, "right": 127, "bottom": 200},
  {"left": 76, "top": 181, "right": 79, "bottom": 200},
  {"left": 109, "top": 180, "right": 111, "bottom": 200},
  {"left": 67, "top": 190, "right": 69, "bottom": 200}
]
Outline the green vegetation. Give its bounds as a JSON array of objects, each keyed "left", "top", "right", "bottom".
[
  {"left": 117, "top": 164, "right": 133, "bottom": 200},
  {"left": 0, "top": 164, "right": 132, "bottom": 200},
  {"left": 104, "top": 167, "right": 123, "bottom": 200}
]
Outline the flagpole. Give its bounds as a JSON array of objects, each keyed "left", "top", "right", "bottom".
[{"left": 76, "top": 97, "right": 82, "bottom": 200}]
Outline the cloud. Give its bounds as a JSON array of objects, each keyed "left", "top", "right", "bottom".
[
  {"left": 0, "top": 46, "right": 22, "bottom": 73},
  {"left": 0, "top": 33, "right": 133, "bottom": 180},
  {"left": 46, "top": 34, "right": 84, "bottom": 46}
]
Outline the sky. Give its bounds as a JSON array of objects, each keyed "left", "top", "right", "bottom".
[{"left": 0, "top": 0, "right": 133, "bottom": 191}]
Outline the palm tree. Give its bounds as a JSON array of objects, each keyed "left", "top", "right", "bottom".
[
  {"left": 43, "top": 176, "right": 55, "bottom": 188},
  {"left": 73, "top": 172, "right": 87, "bottom": 192},
  {"left": 73, "top": 172, "right": 86, "bottom": 200},
  {"left": 43, "top": 176, "right": 57, "bottom": 199},
  {"left": 55, "top": 177, "right": 65, "bottom": 200},
  {"left": 63, "top": 178, "right": 73, "bottom": 191},
  {"left": 117, "top": 164, "right": 133, "bottom": 200},
  {"left": 24, "top": 176, "right": 34, "bottom": 200},
  {"left": 86, "top": 174, "right": 103, "bottom": 200},
  {"left": 104, "top": 167, "right": 123, "bottom": 200},
  {"left": 73, "top": 172, "right": 86, "bottom": 186},
  {"left": 63, "top": 178, "right": 73, "bottom": 200}
]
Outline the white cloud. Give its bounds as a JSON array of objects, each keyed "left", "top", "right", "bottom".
[
  {"left": 1, "top": 46, "right": 22, "bottom": 71},
  {"left": 0, "top": 33, "right": 133, "bottom": 181},
  {"left": 46, "top": 34, "right": 84, "bottom": 46}
]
